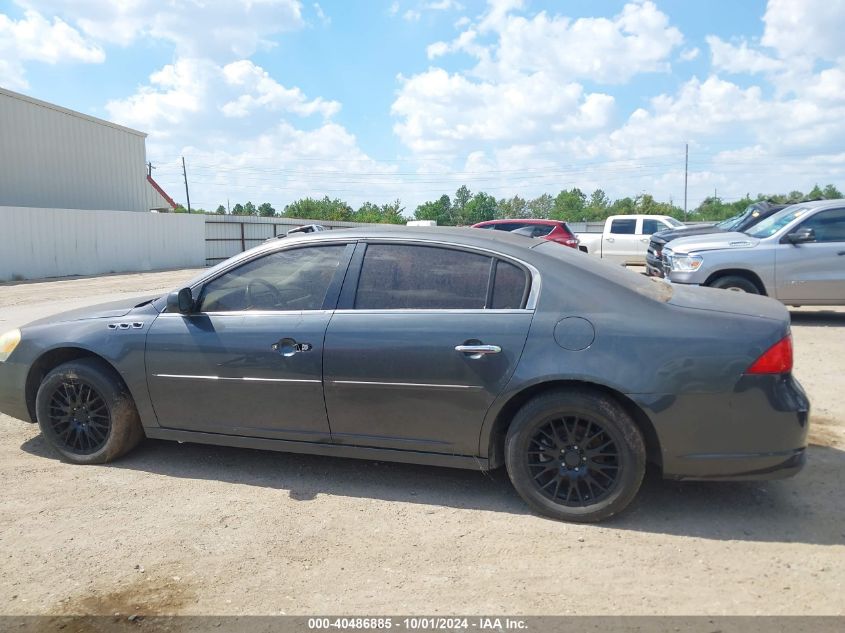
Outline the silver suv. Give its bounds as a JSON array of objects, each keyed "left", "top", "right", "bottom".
[{"left": 662, "top": 199, "right": 845, "bottom": 305}]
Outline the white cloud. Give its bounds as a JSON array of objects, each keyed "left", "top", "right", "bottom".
[
  {"left": 461, "top": 0, "right": 684, "bottom": 83},
  {"left": 707, "top": 36, "right": 783, "bottom": 75},
  {"left": 392, "top": 68, "right": 614, "bottom": 153},
  {"left": 679, "top": 47, "right": 699, "bottom": 61},
  {"left": 389, "top": 2, "right": 400, "bottom": 16},
  {"left": 761, "top": 0, "right": 845, "bottom": 61},
  {"left": 313, "top": 2, "right": 330, "bottom": 26},
  {"left": 0, "top": 9, "right": 104, "bottom": 89},
  {"left": 403, "top": 9, "right": 421, "bottom": 21},
  {"left": 17, "top": 0, "right": 303, "bottom": 59},
  {"left": 221, "top": 60, "right": 340, "bottom": 118}
]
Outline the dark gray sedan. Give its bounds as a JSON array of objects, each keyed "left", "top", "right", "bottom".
[{"left": 0, "top": 226, "right": 810, "bottom": 522}]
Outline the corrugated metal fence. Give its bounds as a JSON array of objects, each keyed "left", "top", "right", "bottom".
[{"left": 205, "top": 216, "right": 375, "bottom": 265}]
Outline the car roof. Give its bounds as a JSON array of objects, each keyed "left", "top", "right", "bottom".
[
  {"left": 779, "top": 198, "right": 845, "bottom": 212},
  {"left": 474, "top": 218, "right": 562, "bottom": 226}
]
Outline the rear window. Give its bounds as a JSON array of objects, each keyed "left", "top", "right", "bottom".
[
  {"left": 356, "top": 244, "right": 490, "bottom": 309},
  {"left": 354, "top": 244, "right": 530, "bottom": 310},
  {"left": 491, "top": 260, "right": 528, "bottom": 309},
  {"left": 610, "top": 219, "right": 636, "bottom": 235}
]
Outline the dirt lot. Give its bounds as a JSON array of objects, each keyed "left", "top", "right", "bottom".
[{"left": 0, "top": 269, "right": 843, "bottom": 616}]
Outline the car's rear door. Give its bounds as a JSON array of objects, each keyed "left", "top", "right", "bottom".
[
  {"left": 775, "top": 208, "right": 845, "bottom": 303},
  {"left": 323, "top": 241, "right": 534, "bottom": 455},
  {"left": 604, "top": 218, "right": 640, "bottom": 264},
  {"left": 145, "top": 242, "right": 354, "bottom": 441}
]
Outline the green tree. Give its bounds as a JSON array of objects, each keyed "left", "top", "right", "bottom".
[
  {"left": 822, "top": 184, "right": 843, "bottom": 199},
  {"left": 497, "top": 195, "right": 528, "bottom": 219},
  {"left": 258, "top": 202, "right": 276, "bottom": 217},
  {"left": 231, "top": 203, "right": 245, "bottom": 216},
  {"left": 527, "top": 194, "right": 554, "bottom": 218},
  {"left": 464, "top": 192, "right": 497, "bottom": 224},
  {"left": 380, "top": 199, "right": 406, "bottom": 224},
  {"left": 215, "top": 204, "right": 226, "bottom": 215},
  {"left": 243, "top": 201, "right": 257, "bottom": 216},
  {"left": 414, "top": 194, "right": 453, "bottom": 225},
  {"left": 283, "top": 196, "right": 352, "bottom": 221},
  {"left": 453, "top": 185, "right": 472, "bottom": 223},
  {"left": 551, "top": 188, "right": 587, "bottom": 221},
  {"left": 173, "top": 204, "right": 188, "bottom": 214},
  {"left": 588, "top": 189, "right": 610, "bottom": 212}
]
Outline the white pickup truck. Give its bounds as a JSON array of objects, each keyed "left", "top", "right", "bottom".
[{"left": 576, "top": 214, "right": 684, "bottom": 265}]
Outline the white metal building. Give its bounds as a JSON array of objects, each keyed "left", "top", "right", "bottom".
[{"left": 0, "top": 87, "right": 173, "bottom": 212}]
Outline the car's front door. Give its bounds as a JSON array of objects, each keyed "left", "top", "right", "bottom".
[
  {"left": 323, "top": 242, "right": 534, "bottom": 455},
  {"left": 604, "top": 218, "right": 640, "bottom": 265},
  {"left": 775, "top": 208, "right": 845, "bottom": 303},
  {"left": 145, "top": 243, "right": 353, "bottom": 441}
]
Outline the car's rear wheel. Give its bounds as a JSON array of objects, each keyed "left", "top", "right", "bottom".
[
  {"left": 35, "top": 358, "right": 144, "bottom": 464},
  {"left": 505, "top": 389, "right": 646, "bottom": 523},
  {"left": 708, "top": 275, "right": 760, "bottom": 294}
]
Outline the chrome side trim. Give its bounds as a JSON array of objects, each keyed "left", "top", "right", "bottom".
[
  {"left": 153, "top": 374, "right": 320, "bottom": 384},
  {"left": 332, "top": 309, "right": 531, "bottom": 315},
  {"left": 331, "top": 380, "right": 483, "bottom": 390}
]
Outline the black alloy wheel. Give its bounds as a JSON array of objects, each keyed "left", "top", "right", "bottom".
[
  {"left": 46, "top": 379, "right": 111, "bottom": 455},
  {"left": 527, "top": 415, "right": 620, "bottom": 506},
  {"left": 505, "top": 389, "right": 646, "bottom": 522},
  {"left": 36, "top": 358, "right": 144, "bottom": 464}
]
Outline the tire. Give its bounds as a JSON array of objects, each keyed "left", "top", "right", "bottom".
[
  {"left": 708, "top": 275, "right": 760, "bottom": 294},
  {"left": 35, "top": 358, "right": 144, "bottom": 464},
  {"left": 505, "top": 389, "right": 646, "bottom": 523}
]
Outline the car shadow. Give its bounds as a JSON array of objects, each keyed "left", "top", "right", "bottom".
[
  {"left": 20, "top": 434, "right": 845, "bottom": 546},
  {"left": 790, "top": 309, "right": 845, "bottom": 327}
]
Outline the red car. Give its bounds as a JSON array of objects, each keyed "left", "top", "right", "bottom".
[{"left": 471, "top": 219, "right": 580, "bottom": 249}]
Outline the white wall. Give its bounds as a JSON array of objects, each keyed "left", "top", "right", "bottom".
[
  {"left": 0, "top": 87, "right": 150, "bottom": 212},
  {"left": 0, "top": 207, "right": 205, "bottom": 281}
]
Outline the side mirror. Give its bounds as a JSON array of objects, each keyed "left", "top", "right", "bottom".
[
  {"left": 166, "top": 287, "right": 194, "bottom": 314},
  {"left": 784, "top": 227, "right": 815, "bottom": 245}
]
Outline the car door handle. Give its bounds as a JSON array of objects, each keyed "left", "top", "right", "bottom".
[
  {"left": 272, "top": 338, "right": 312, "bottom": 357},
  {"left": 455, "top": 344, "right": 501, "bottom": 359},
  {"left": 605, "top": 237, "right": 615, "bottom": 242},
  {"left": 640, "top": 238, "right": 648, "bottom": 243}
]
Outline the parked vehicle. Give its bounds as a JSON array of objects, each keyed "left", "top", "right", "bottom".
[
  {"left": 646, "top": 202, "right": 788, "bottom": 277},
  {"left": 266, "top": 224, "right": 328, "bottom": 241},
  {"left": 471, "top": 219, "right": 579, "bottom": 248},
  {"left": 576, "top": 215, "right": 683, "bottom": 265},
  {"left": 0, "top": 226, "right": 809, "bottom": 522},
  {"left": 661, "top": 199, "right": 845, "bottom": 304}
]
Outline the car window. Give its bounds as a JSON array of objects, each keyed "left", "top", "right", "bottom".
[
  {"left": 496, "top": 222, "right": 524, "bottom": 231},
  {"left": 530, "top": 225, "right": 554, "bottom": 237},
  {"left": 355, "top": 244, "right": 492, "bottom": 309},
  {"left": 665, "top": 217, "right": 684, "bottom": 227},
  {"left": 491, "top": 260, "right": 528, "bottom": 309},
  {"left": 642, "top": 220, "right": 664, "bottom": 235},
  {"left": 610, "top": 219, "right": 636, "bottom": 235},
  {"left": 795, "top": 208, "right": 845, "bottom": 242},
  {"left": 746, "top": 205, "right": 812, "bottom": 238},
  {"left": 198, "top": 245, "right": 346, "bottom": 312}
]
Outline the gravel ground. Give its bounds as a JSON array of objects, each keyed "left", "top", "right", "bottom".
[{"left": 0, "top": 269, "right": 843, "bottom": 616}]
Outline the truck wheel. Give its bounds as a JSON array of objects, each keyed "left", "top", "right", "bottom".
[
  {"left": 505, "top": 389, "right": 646, "bottom": 523},
  {"left": 35, "top": 358, "right": 144, "bottom": 464},
  {"left": 708, "top": 275, "right": 760, "bottom": 294}
]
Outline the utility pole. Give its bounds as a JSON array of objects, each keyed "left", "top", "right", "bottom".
[
  {"left": 684, "top": 143, "right": 689, "bottom": 220},
  {"left": 181, "top": 156, "right": 192, "bottom": 214},
  {"left": 147, "top": 161, "right": 153, "bottom": 177}
]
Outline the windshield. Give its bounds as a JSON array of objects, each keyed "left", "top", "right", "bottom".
[
  {"left": 716, "top": 211, "right": 745, "bottom": 230},
  {"left": 665, "top": 217, "right": 684, "bottom": 227},
  {"left": 745, "top": 205, "right": 811, "bottom": 238}
]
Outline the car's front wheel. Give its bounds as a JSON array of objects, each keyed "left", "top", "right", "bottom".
[
  {"left": 505, "top": 389, "right": 646, "bottom": 522},
  {"left": 708, "top": 275, "right": 760, "bottom": 294},
  {"left": 35, "top": 358, "right": 144, "bottom": 464}
]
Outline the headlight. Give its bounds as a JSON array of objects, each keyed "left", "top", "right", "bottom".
[
  {"left": 669, "top": 253, "right": 703, "bottom": 272},
  {"left": 0, "top": 328, "right": 21, "bottom": 362}
]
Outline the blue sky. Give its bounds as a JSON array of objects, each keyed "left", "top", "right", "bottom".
[{"left": 2, "top": 0, "right": 844, "bottom": 212}]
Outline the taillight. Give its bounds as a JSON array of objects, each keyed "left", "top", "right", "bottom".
[{"left": 746, "top": 335, "right": 793, "bottom": 374}]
